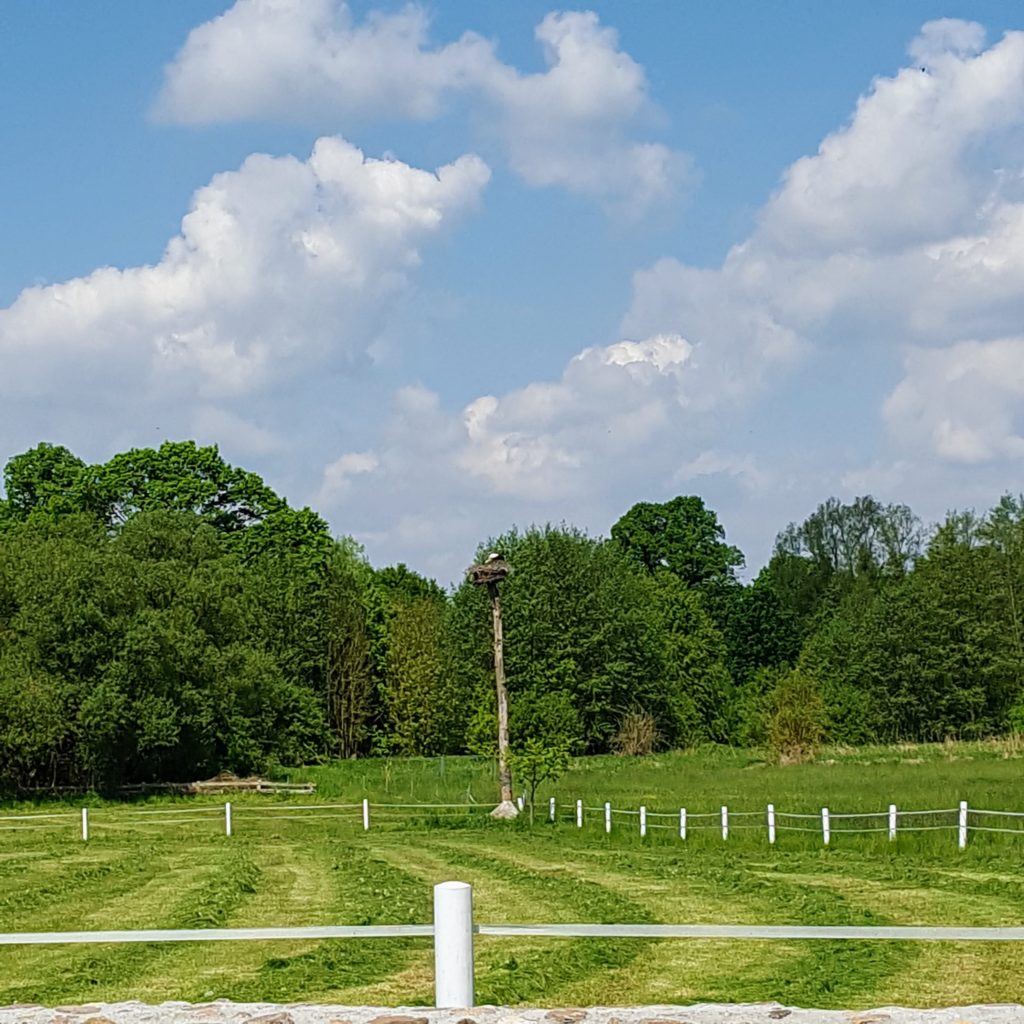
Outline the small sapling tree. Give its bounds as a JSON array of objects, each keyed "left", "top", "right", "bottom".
[{"left": 509, "top": 738, "right": 571, "bottom": 823}]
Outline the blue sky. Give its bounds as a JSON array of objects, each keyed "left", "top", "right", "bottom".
[{"left": 3, "top": 2, "right": 1024, "bottom": 583}]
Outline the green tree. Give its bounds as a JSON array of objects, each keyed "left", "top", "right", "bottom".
[
  {"left": 97, "top": 440, "right": 285, "bottom": 530},
  {"left": 1, "top": 443, "right": 102, "bottom": 523},
  {"left": 653, "top": 573, "right": 734, "bottom": 744},
  {"left": 446, "top": 525, "right": 733, "bottom": 754},
  {"left": 380, "top": 596, "right": 448, "bottom": 755},
  {"left": 321, "top": 541, "right": 374, "bottom": 758},
  {"left": 509, "top": 738, "right": 571, "bottom": 823},
  {"left": 611, "top": 496, "right": 743, "bottom": 588}
]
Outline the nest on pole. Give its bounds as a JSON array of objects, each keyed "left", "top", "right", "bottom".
[{"left": 467, "top": 556, "right": 511, "bottom": 587}]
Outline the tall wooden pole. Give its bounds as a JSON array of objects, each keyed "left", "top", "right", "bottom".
[
  {"left": 488, "top": 581, "right": 517, "bottom": 817},
  {"left": 467, "top": 556, "right": 517, "bottom": 820},
  {"left": 489, "top": 582, "right": 513, "bottom": 804}
]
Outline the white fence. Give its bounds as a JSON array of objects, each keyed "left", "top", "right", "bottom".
[
  {"left": 1, "top": 798, "right": 1023, "bottom": 848},
  {"left": 555, "top": 799, "right": 1024, "bottom": 848},
  {"left": 0, "top": 881, "right": 1022, "bottom": 1009}
]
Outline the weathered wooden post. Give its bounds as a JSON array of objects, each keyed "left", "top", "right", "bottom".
[{"left": 467, "top": 553, "right": 517, "bottom": 819}]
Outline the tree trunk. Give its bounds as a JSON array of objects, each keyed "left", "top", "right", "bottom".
[{"left": 488, "top": 581, "right": 517, "bottom": 818}]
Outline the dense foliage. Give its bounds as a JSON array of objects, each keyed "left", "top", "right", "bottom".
[{"left": 1, "top": 440, "right": 1023, "bottom": 790}]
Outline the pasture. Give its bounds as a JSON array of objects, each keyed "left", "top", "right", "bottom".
[{"left": 0, "top": 741, "right": 1022, "bottom": 1009}]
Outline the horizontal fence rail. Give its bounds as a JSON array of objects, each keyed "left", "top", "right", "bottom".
[
  {"left": 476, "top": 923, "right": 1024, "bottom": 941},
  {"left": 2, "top": 923, "right": 1023, "bottom": 946},
  {"left": 0, "top": 882, "right": 1021, "bottom": 1009}
]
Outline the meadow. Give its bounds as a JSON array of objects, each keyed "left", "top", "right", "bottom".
[{"left": 0, "top": 741, "right": 1022, "bottom": 1010}]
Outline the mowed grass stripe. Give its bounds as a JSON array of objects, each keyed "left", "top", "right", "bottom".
[
  {"left": 363, "top": 832, "right": 658, "bottom": 1005},
  {"left": 0, "top": 850, "right": 140, "bottom": 925},
  {"left": 414, "top": 837, "right": 658, "bottom": 1006},
  {"left": 148, "top": 836, "right": 342, "bottom": 1003},
  {"left": 0, "top": 840, "right": 257, "bottom": 1004},
  {"left": 750, "top": 861, "right": 1024, "bottom": 1007},
  {"left": 205, "top": 835, "right": 430, "bottom": 1004},
  {"left": 447, "top": 835, "right": 917, "bottom": 1008},
  {"left": 451, "top": 836, "right": 813, "bottom": 1005},
  {"left": 366, "top": 837, "right": 614, "bottom": 1005}
]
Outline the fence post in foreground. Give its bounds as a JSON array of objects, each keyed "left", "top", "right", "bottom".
[
  {"left": 721, "top": 805, "right": 729, "bottom": 841},
  {"left": 822, "top": 807, "right": 830, "bottom": 847},
  {"left": 362, "top": 798, "right": 370, "bottom": 831},
  {"left": 889, "top": 804, "right": 897, "bottom": 842},
  {"left": 958, "top": 801, "right": 968, "bottom": 850},
  {"left": 604, "top": 801, "right": 612, "bottom": 834},
  {"left": 549, "top": 797, "right": 556, "bottom": 823},
  {"left": 434, "top": 881, "right": 474, "bottom": 1008},
  {"left": 639, "top": 805, "right": 647, "bottom": 838},
  {"left": 576, "top": 799, "right": 583, "bottom": 828},
  {"left": 767, "top": 804, "right": 776, "bottom": 845},
  {"left": 679, "top": 807, "right": 687, "bottom": 841},
  {"left": 225, "top": 802, "right": 232, "bottom": 837},
  {"left": 81, "top": 808, "right": 89, "bottom": 842}
]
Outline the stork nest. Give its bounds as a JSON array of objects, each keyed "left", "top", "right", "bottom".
[{"left": 467, "top": 558, "right": 511, "bottom": 586}]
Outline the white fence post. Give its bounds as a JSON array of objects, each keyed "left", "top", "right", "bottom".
[
  {"left": 959, "top": 801, "right": 968, "bottom": 850},
  {"left": 639, "top": 805, "right": 647, "bottom": 838},
  {"left": 889, "top": 804, "right": 897, "bottom": 841},
  {"left": 767, "top": 804, "right": 776, "bottom": 845},
  {"left": 679, "top": 807, "right": 687, "bottom": 841},
  {"left": 549, "top": 797, "right": 556, "bottom": 823},
  {"left": 225, "top": 802, "right": 232, "bottom": 837},
  {"left": 81, "top": 807, "right": 89, "bottom": 842},
  {"left": 822, "top": 807, "right": 830, "bottom": 846},
  {"left": 721, "top": 805, "right": 729, "bottom": 841},
  {"left": 433, "top": 881, "right": 474, "bottom": 1008},
  {"left": 576, "top": 799, "right": 583, "bottom": 828},
  {"left": 604, "top": 802, "right": 612, "bottom": 834},
  {"left": 362, "top": 798, "right": 370, "bottom": 831}
]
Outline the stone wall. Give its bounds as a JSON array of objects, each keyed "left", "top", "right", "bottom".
[{"left": 2, "top": 1003, "right": 1021, "bottom": 1024}]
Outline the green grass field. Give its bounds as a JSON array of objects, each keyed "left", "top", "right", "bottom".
[{"left": 0, "top": 741, "right": 1022, "bottom": 1009}]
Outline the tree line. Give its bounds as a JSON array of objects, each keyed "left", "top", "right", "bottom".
[{"left": 0, "top": 441, "right": 1022, "bottom": 791}]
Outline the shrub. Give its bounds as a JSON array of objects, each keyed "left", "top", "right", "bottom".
[
  {"left": 613, "top": 709, "right": 658, "bottom": 756},
  {"left": 767, "top": 669, "right": 826, "bottom": 764}
]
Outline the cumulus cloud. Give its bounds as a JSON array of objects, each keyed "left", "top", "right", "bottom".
[
  {"left": 317, "top": 334, "right": 717, "bottom": 572},
  {"left": 0, "top": 137, "right": 489, "bottom": 476},
  {"left": 154, "top": 0, "right": 492, "bottom": 124},
  {"left": 318, "top": 20, "right": 1024, "bottom": 579},
  {"left": 0, "top": 137, "right": 488, "bottom": 402},
  {"left": 10, "top": 15, "right": 1024, "bottom": 583},
  {"left": 155, "top": 1, "right": 686, "bottom": 211},
  {"left": 621, "top": 21, "right": 1024, "bottom": 460},
  {"left": 884, "top": 338, "right": 1024, "bottom": 463},
  {"left": 479, "top": 12, "right": 690, "bottom": 213}
]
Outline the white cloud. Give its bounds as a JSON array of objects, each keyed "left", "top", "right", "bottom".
[
  {"left": 621, "top": 22, "right": 1024, "bottom": 462},
  {"left": 884, "top": 338, "right": 1024, "bottom": 463},
  {"left": 908, "top": 18, "right": 986, "bottom": 65},
  {"left": 154, "top": 0, "right": 493, "bottom": 125},
  {"left": 479, "top": 12, "right": 691, "bottom": 213},
  {"left": 318, "top": 20, "right": 1024, "bottom": 579},
  {"left": 318, "top": 450, "right": 380, "bottom": 504},
  {"left": 0, "top": 137, "right": 489, "bottom": 483},
  {"left": 10, "top": 14, "right": 1024, "bottom": 585},
  {"left": 0, "top": 137, "right": 488, "bottom": 403},
  {"left": 155, "top": 1, "right": 686, "bottom": 212},
  {"left": 758, "top": 23, "right": 1023, "bottom": 256}
]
